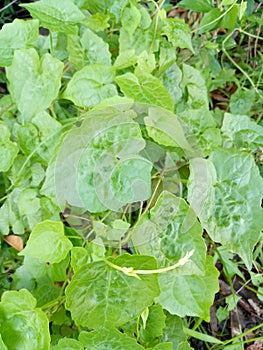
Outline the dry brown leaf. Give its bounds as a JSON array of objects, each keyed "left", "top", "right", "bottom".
[{"left": 3, "top": 234, "right": 24, "bottom": 251}]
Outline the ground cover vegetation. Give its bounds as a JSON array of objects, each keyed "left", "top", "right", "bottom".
[{"left": 0, "top": 0, "right": 263, "bottom": 348}]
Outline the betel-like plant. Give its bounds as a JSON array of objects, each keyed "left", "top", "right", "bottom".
[{"left": 0, "top": 0, "right": 262, "bottom": 348}]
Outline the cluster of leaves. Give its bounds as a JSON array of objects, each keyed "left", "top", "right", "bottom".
[{"left": 0, "top": 0, "right": 263, "bottom": 348}]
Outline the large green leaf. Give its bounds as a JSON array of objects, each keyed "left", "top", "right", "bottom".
[
  {"left": 79, "top": 328, "right": 144, "bottom": 349},
  {"left": 19, "top": 220, "right": 72, "bottom": 264},
  {"left": 157, "top": 256, "right": 219, "bottom": 321},
  {"left": 0, "top": 19, "right": 39, "bottom": 66},
  {"left": 67, "top": 28, "right": 111, "bottom": 70},
  {"left": 62, "top": 64, "right": 117, "bottom": 107},
  {"left": 221, "top": 113, "right": 263, "bottom": 152},
  {"left": 65, "top": 254, "right": 160, "bottom": 328},
  {"left": 161, "top": 18, "right": 194, "bottom": 53},
  {"left": 132, "top": 191, "right": 207, "bottom": 276},
  {"left": 0, "top": 289, "right": 50, "bottom": 349},
  {"left": 188, "top": 150, "right": 263, "bottom": 269},
  {"left": 54, "top": 107, "right": 150, "bottom": 212},
  {"left": 144, "top": 106, "right": 193, "bottom": 154},
  {"left": 21, "top": 0, "right": 85, "bottom": 35},
  {"left": 116, "top": 72, "right": 174, "bottom": 111},
  {"left": 6, "top": 48, "right": 63, "bottom": 122}
]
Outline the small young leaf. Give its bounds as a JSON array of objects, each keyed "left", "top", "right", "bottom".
[
  {"left": 65, "top": 254, "right": 160, "bottom": 328},
  {"left": 6, "top": 48, "right": 63, "bottom": 122},
  {"left": 21, "top": 0, "right": 85, "bottom": 35},
  {"left": 19, "top": 220, "right": 72, "bottom": 264},
  {"left": 0, "top": 289, "right": 50, "bottom": 349}
]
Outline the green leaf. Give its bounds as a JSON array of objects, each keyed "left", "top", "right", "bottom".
[
  {"left": 198, "top": 8, "right": 222, "bottom": 33},
  {"left": 79, "top": 0, "right": 115, "bottom": 14},
  {"left": 19, "top": 220, "right": 72, "bottom": 264},
  {"left": 70, "top": 247, "right": 89, "bottom": 273},
  {"left": 116, "top": 73, "right": 174, "bottom": 111},
  {"left": 79, "top": 328, "right": 145, "bottom": 349},
  {"left": 18, "top": 188, "right": 41, "bottom": 215},
  {"left": 188, "top": 150, "right": 263, "bottom": 269},
  {"left": 32, "top": 111, "right": 62, "bottom": 163},
  {"left": 220, "top": 4, "right": 238, "bottom": 31},
  {"left": 162, "top": 312, "right": 193, "bottom": 350},
  {"left": 110, "top": 156, "right": 152, "bottom": 204},
  {"left": 154, "top": 343, "right": 173, "bottom": 350},
  {"left": 65, "top": 254, "right": 160, "bottom": 328},
  {"left": 181, "top": 64, "right": 209, "bottom": 109},
  {"left": 222, "top": 113, "right": 263, "bottom": 152},
  {"left": 6, "top": 48, "right": 63, "bottom": 122},
  {"left": 12, "top": 256, "right": 61, "bottom": 307},
  {"left": 21, "top": 0, "right": 85, "bottom": 35},
  {"left": 0, "top": 335, "right": 8, "bottom": 350},
  {"left": 161, "top": 63, "right": 183, "bottom": 105},
  {"left": 113, "top": 49, "right": 138, "bottom": 70},
  {"left": 144, "top": 106, "right": 193, "bottom": 154},
  {"left": 67, "top": 28, "right": 111, "bottom": 70},
  {"left": 0, "top": 289, "right": 50, "bottom": 349},
  {"left": 139, "top": 304, "right": 166, "bottom": 348},
  {"left": 229, "top": 88, "right": 255, "bottom": 115},
  {"left": 178, "top": 108, "right": 221, "bottom": 156},
  {"left": 157, "top": 256, "right": 219, "bottom": 321},
  {"left": 121, "top": 5, "right": 141, "bottom": 36},
  {"left": 178, "top": 0, "right": 213, "bottom": 12},
  {"left": 0, "top": 19, "right": 39, "bottom": 67},
  {"left": 0, "top": 189, "right": 24, "bottom": 235},
  {"left": 119, "top": 15, "right": 155, "bottom": 55},
  {"left": 0, "top": 141, "right": 18, "bottom": 172},
  {"left": 161, "top": 18, "right": 194, "bottom": 53},
  {"left": 54, "top": 108, "right": 148, "bottom": 212},
  {"left": 51, "top": 338, "right": 84, "bottom": 349},
  {"left": 132, "top": 191, "right": 207, "bottom": 276},
  {"left": 0, "top": 129, "right": 18, "bottom": 172},
  {"left": 84, "top": 13, "right": 109, "bottom": 32},
  {"left": 62, "top": 65, "right": 117, "bottom": 107}
]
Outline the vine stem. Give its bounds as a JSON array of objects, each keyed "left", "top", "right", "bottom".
[{"left": 104, "top": 250, "right": 194, "bottom": 279}]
